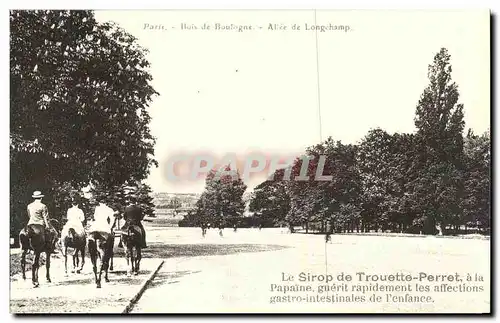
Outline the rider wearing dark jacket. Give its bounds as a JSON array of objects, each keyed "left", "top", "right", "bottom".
[{"left": 122, "top": 204, "right": 147, "bottom": 248}]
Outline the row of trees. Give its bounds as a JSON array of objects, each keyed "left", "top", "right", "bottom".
[
  {"left": 248, "top": 48, "right": 490, "bottom": 235},
  {"left": 184, "top": 48, "right": 490, "bottom": 235},
  {"left": 10, "top": 10, "right": 158, "bottom": 240}
]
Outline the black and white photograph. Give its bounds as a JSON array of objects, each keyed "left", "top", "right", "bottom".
[{"left": 9, "top": 9, "right": 491, "bottom": 314}]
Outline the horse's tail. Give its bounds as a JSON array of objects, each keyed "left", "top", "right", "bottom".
[
  {"left": 127, "top": 225, "right": 142, "bottom": 248},
  {"left": 68, "top": 228, "right": 76, "bottom": 239},
  {"left": 128, "top": 226, "right": 138, "bottom": 243},
  {"left": 19, "top": 227, "right": 30, "bottom": 250}
]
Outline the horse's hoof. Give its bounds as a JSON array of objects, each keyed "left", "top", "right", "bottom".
[
  {"left": 71, "top": 270, "right": 75, "bottom": 273},
  {"left": 33, "top": 283, "right": 39, "bottom": 288},
  {"left": 96, "top": 284, "right": 101, "bottom": 289},
  {"left": 110, "top": 267, "right": 114, "bottom": 271},
  {"left": 105, "top": 278, "right": 110, "bottom": 283},
  {"left": 47, "top": 279, "right": 51, "bottom": 283},
  {"left": 76, "top": 270, "right": 81, "bottom": 274}
]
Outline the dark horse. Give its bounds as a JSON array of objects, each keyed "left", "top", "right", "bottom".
[
  {"left": 19, "top": 221, "right": 59, "bottom": 288},
  {"left": 119, "top": 224, "right": 143, "bottom": 276},
  {"left": 87, "top": 231, "right": 114, "bottom": 288},
  {"left": 60, "top": 228, "right": 86, "bottom": 274}
]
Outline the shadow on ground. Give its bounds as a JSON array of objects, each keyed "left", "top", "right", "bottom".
[{"left": 141, "top": 243, "right": 289, "bottom": 259}]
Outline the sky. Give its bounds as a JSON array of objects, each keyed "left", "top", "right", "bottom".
[{"left": 94, "top": 10, "right": 490, "bottom": 194}]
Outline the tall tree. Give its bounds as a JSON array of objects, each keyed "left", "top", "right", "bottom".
[{"left": 410, "top": 48, "right": 465, "bottom": 234}]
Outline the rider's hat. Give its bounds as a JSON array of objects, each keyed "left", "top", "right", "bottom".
[{"left": 32, "top": 191, "right": 44, "bottom": 198}]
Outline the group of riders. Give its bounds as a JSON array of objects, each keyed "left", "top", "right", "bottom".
[{"left": 24, "top": 190, "right": 148, "bottom": 252}]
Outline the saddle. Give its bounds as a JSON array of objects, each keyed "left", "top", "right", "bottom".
[
  {"left": 116, "top": 220, "right": 140, "bottom": 236},
  {"left": 22, "top": 224, "right": 59, "bottom": 252}
]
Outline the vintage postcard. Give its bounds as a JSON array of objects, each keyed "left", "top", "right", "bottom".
[{"left": 9, "top": 9, "right": 490, "bottom": 314}]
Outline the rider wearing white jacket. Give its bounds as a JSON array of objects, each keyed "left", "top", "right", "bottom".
[{"left": 62, "top": 201, "right": 86, "bottom": 236}]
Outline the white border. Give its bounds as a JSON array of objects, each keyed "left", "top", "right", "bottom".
[{"left": 2, "top": 1, "right": 497, "bottom": 322}]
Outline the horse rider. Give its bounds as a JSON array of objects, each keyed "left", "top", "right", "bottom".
[
  {"left": 122, "top": 203, "right": 147, "bottom": 248},
  {"left": 61, "top": 200, "right": 86, "bottom": 237},
  {"left": 90, "top": 198, "right": 115, "bottom": 233},
  {"left": 26, "top": 191, "right": 58, "bottom": 249}
]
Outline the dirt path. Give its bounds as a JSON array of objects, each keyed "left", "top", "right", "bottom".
[{"left": 10, "top": 246, "right": 163, "bottom": 314}]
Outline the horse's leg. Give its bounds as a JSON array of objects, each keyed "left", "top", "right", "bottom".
[
  {"left": 126, "top": 248, "right": 132, "bottom": 277},
  {"left": 135, "top": 247, "right": 142, "bottom": 275},
  {"left": 71, "top": 252, "right": 76, "bottom": 273},
  {"left": 96, "top": 252, "right": 104, "bottom": 288},
  {"left": 102, "top": 251, "right": 110, "bottom": 283},
  {"left": 45, "top": 250, "right": 51, "bottom": 283},
  {"left": 130, "top": 247, "right": 136, "bottom": 275},
  {"left": 32, "top": 252, "right": 40, "bottom": 288},
  {"left": 109, "top": 247, "right": 114, "bottom": 272},
  {"left": 89, "top": 241, "right": 100, "bottom": 288},
  {"left": 63, "top": 245, "right": 68, "bottom": 275},
  {"left": 78, "top": 246, "right": 85, "bottom": 273},
  {"left": 21, "top": 249, "right": 28, "bottom": 280}
]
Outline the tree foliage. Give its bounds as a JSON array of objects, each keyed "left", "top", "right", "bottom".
[
  {"left": 192, "top": 166, "right": 247, "bottom": 227},
  {"left": 250, "top": 168, "right": 291, "bottom": 227},
  {"left": 10, "top": 10, "right": 158, "bottom": 237}
]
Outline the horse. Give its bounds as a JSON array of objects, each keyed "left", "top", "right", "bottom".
[
  {"left": 87, "top": 231, "right": 115, "bottom": 288},
  {"left": 119, "top": 224, "right": 143, "bottom": 276},
  {"left": 60, "top": 228, "right": 86, "bottom": 274},
  {"left": 19, "top": 220, "right": 59, "bottom": 288}
]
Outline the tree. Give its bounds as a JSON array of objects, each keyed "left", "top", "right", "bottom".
[
  {"left": 250, "top": 168, "right": 291, "bottom": 227},
  {"left": 285, "top": 156, "right": 318, "bottom": 233},
  {"left": 10, "top": 10, "right": 158, "bottom": 236},
  {"left": 357, "top": 129, "right": 417, "bottom": 233},
  {"left": 461, "top": 129, "right": 490, "bottom": 232},
  {"left": 410, "top": 48, "right": 465, "bottom": 234},
  {"left": 284, "top": 138, "right": 362, "bottom": 234},
  {"left": 357, "top": 129, "right": 394, "bottom": 231},
  {"left": 194, "top": 165, "right": 247, "bottom": 227}
]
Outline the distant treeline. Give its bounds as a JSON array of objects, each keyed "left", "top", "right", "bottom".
[
  {"left": 249, "top": 48, "right": 490, "bottom": 236},
  {"left": 175, "top": 48, "right": 490, "bottom": 237}
]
